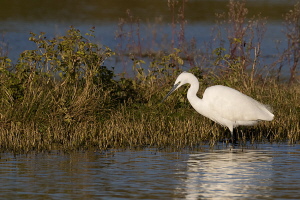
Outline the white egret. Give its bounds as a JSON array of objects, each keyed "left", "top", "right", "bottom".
[{"left": 162, "top": 72, "right": 274, "bottom": 141}]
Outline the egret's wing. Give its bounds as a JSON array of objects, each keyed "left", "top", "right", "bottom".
[{"left": 204, "top": 86, "right": 273, "bottom": 122}]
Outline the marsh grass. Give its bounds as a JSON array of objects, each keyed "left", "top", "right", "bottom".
[{"left": 0, "top": 1, "right": 299, "bottom": 153}]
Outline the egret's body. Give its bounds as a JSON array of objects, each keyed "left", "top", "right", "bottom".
[{"left": 162, "top": 72, "right": 274, "bottom": 140}]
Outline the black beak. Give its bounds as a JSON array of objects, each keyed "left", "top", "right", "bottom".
[{"left": 161, "top": 82, "right": 180, "bottom": 103}]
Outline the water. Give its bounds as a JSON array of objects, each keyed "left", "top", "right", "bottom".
[
  {"left": 1, "top": 143, "right": 300, "bottom": 199},
  {"left": 0, "top": 0, "right": 298, "bottom": 76}
]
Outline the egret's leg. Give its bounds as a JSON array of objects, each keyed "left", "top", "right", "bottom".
[
  {"left": 231, "top": 129, "right": 239, "bottom": 145},
  {"left": 228, "top": 127, "right": 234, "bottom": 143}
]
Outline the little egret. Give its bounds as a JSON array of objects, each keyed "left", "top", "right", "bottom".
[{"left": 162, "top": 72, "right": 274, "bottom": 141}]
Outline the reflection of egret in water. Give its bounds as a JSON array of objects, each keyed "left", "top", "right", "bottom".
[{"left": 180, "top": 149, "right": 273, "bottom": 199}]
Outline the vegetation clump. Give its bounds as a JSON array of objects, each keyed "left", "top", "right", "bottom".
[{"left": 0, "top": 1, "right": 299, "bottom": 153}]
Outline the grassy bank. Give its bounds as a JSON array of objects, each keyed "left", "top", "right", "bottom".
[{"left": 0, "top": 1, "right": 299, "bottom": 152}]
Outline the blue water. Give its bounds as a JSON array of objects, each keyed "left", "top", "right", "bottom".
[
  {"left": 1, "top": 143, "right": 300, "bottom": 199},
  {"left": 1, "top": 0, "right": 297, "bottom": 78},
  {"left": 1, "top": 0, "right": 295, "bottom": 77},
  {"left": 1, "top": 20, "right": 289, "bottom": 78}
]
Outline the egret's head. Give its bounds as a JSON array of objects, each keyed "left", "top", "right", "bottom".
[{"left": 161, "top": 71, "right": 192, "bottom": 103}]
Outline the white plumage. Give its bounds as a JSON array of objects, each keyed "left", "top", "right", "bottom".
[{"left": 162, "top": 72, "right": 274, "bottom": 140}]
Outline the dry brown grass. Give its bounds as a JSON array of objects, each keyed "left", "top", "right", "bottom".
[{"left": 0, "top": 75, "right": 299, "bottom": 153}]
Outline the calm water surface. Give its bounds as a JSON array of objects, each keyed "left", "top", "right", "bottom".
[{"left": 1, "top": 143, "right": 300, "bottom": 199}]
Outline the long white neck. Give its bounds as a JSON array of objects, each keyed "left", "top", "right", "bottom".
[
  {"left": 187, "top": 82, "right": 200, "bottom": 103},
  {"left": 186, "top": 79, "right": 207, "bottom": 116},
  {"left": 186, "top": 74, "right": 200, "bottom": 102}
]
